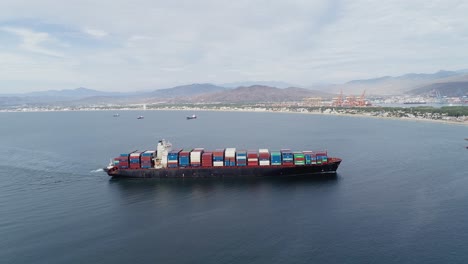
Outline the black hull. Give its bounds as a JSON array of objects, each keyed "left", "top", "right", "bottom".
[{"left": 105, "top": 161, "right": 341, "bottom": 178}]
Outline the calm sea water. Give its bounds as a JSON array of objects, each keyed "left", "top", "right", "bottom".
[{"left": 1, "top": 110, "right": 467, "bottom": 264}]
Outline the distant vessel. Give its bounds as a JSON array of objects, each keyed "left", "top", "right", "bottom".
[
  {"left": 137, "top": 116, "right": 144, "bottom": 119},
  {"left": 113, "top": 113, "right": 120, "bottom": 117},
  {"left": 186, "top": 114, "right": 197, "bottom": 120},
  {"left": 104, "top": 139, "right": 342, "bottom": 178}
]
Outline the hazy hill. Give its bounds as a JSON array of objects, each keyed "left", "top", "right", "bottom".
[
  {"left": 407, "top": 82, "right": 468, "bottom": 97},
  {"left": 220, "top": 81, "right": 298, "bottom": 89},
  {"left": 3, "top": 70, "right": 468, "bottom": 108},
  {"left": 0, "top": 84, "right": 228, "bottom": 106},
  {"left": 146, "top": 83, "right": 227, "bottom": 98},
  {"left": 328, "top": 70, "right": 468, "bottom": 95},
  {"left": 24, "top": 87, "right": 118, "bottom": 98},
  {"left": 188, "top": 85, "right": 331, "bottom": 103},
  {"left": 347, "top": 70, "right": 461, "bottom": 85}
]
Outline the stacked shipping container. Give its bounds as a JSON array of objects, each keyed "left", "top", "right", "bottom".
[
  {"left": 129, "top": 152, "right": 142, "bottom": 169},
  {"left": 270, "top": 151, "right": 281, "bottom": 165},
  {"left": 168, "top": 149, "right": 181, "bottom": 168},
  {"left": 224, "top": 148, "right": 236, "bottom": 166},
  {"left": 179, "top": 149, "right": 191, "bottom": 167},
  {"left": 303, "top": 151, "right": 313, "bottom": 165},
  {"left": 114, "top": 152, "right": 130, "bottom": 169},
  {"left": 236, "top": 150, "right": 247, "bottom": 166},
  {"left": 315, "top": 152, "right": 328, "bottom": 164},
  {"left": 141, "top": 150, "right": 155, "bottom": 168},
  {"left": 247, "top": 150, "right": 258, "bottom": 166},
  {"left": 213, "top": 149, "right": 224, "bottom": 167},
  {"left": 259, "top": 149, "right": 270, "bottom": 166},
  {"left": 202, "top": 152, "right": 213, "bottom": 167},
  {"left": 190, "top": 148, "right": 204, "bottom": 167},
  {"left": 293, "top": 152, "right": 305, "bottom": 165},
  {"left": 281, "top": 149, "right": 294, "bottom": 166},
  {"left": 113, "top": 148, "right": 328, "bottom": 169}
]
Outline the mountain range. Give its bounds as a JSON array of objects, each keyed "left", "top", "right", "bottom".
[
  {"left": 323, "top": 70, "right": 468, "bottom": 95},
  {"left": 1, "top": 69, "right": 468, "bottom": 107}
]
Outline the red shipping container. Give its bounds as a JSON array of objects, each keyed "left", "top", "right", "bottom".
[
  {"left": 213, "top": 149, "right": 224, "bottom": 156},
  {"left": 202, "top": 162, "right": 213, "bottom": 167},
  {"left": 247, "top": 151, "right": 258, "bottom": 158}
]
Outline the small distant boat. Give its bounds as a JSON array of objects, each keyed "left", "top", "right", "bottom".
[
  {"left": 113, "top": 113, "right": 120, "bottom": 117},
  {"left": 137, "top": 116, "right": 144, "bottom": 119},
  {"left": 186, "top": 114, "right": 197, "bottom": 120}
]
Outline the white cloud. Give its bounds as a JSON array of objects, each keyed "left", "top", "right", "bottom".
[
  {"left": 0, "top": 0, "right": 468, "bottom": 92},
  {"left": 83, "top": 27, "right": 108, "bottom": 38},
  {"left": 0, "top": 27, "right": 64, "bottom": 57}
]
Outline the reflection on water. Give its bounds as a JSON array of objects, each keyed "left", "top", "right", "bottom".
[
  {"left": 108, "top": 174, "right": 340, "bottom": 191},
  {"left": 107, "top": 174, "right": 340, "bottom": 205}
]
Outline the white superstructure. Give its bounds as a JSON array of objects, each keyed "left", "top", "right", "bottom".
[{"left": 155, "top": 139, "right": 172, "bottom": 168}]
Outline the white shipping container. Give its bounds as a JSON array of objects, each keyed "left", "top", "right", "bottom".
[
  {"left": 259, "top": 149, "right": 269, "bottom": 153},
  {"left": 248, "top": 158, "right": 259, "bottom": 162},
  {"left": 213, "top": 161, "right": 224, "bottom": 167},
  {"left": 190, "top": 151, "right": 202, "bottom": 161},
  {"left": 259, "top": 160, "right": 270, "bottom": 166},
  {"left": 225, "top": 148, "right": 236, "bottom": 158}
]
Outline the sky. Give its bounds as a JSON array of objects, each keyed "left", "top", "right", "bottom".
[{"left": 0, "top": 0, "right": 468, "bottom": 93}]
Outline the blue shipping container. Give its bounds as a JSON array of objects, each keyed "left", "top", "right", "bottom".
[
  {"left": 179, "top": 156, "right": 190, "bottom": 165},
  {"left": 213, "top": 156, "right": 224, "bottom": 161}
]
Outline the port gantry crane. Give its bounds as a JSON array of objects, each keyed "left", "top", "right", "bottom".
[{"left": 333, "top": 89, "right": 370, "bottom": 107}]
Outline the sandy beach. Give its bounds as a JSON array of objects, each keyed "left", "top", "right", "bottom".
[{"left": 2, "top": 106, "right": 467, "bottom": 126}]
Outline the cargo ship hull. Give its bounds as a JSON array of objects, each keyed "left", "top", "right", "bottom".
[{"left": 105, "top": 159, "right": 341, "bottom": 178}]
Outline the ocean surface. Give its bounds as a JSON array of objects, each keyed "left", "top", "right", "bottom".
[{"left": 1, "top": 110, "right": 467, "bottom": 264}]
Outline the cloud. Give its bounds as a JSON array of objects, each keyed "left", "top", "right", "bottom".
[
  {"left": 0, "top": 26, "right": 64, "bottom": 57},
  {"left": 83, "top": 27, "right": 108, "bottom": 38},
  {"left": 0, "top": 0, "right": 468, "bottom": 92}
]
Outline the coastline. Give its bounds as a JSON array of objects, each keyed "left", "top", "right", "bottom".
[{"left": 1, "top": 107, "right": 467, "bottom": 126}]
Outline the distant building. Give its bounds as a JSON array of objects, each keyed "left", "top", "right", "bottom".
[{"left": 303, "top": 97, "right": 323, "bottom": 107}]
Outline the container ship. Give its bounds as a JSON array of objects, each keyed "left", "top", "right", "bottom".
[{"left": 104, "top": 140, "right": 342, "bottom": 178}]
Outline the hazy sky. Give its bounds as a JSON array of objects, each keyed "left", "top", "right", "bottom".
[{"left": 1, "top": 0, "right": 467, "bottom": 93}]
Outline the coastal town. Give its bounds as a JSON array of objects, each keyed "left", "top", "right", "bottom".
[{"left": 2, "top": 102, "right": 467, "bottom": 125}]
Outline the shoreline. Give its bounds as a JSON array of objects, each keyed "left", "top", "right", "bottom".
[{"left": 1, "top": 107, "right": 467, "bottom": 126}]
